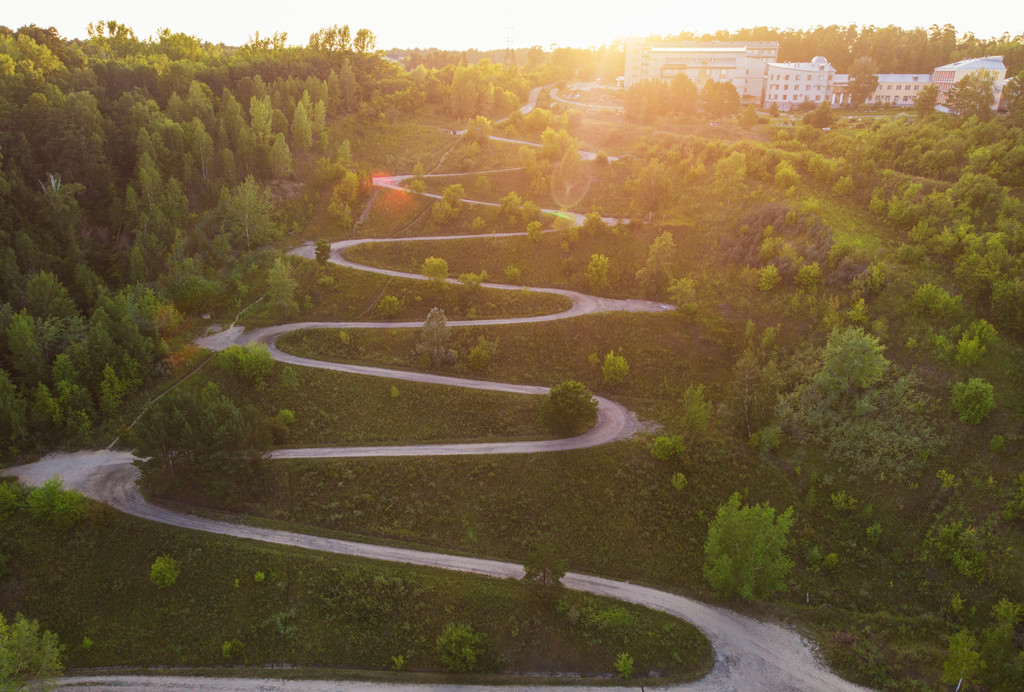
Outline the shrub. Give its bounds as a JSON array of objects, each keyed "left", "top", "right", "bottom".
[
  {"left": 601, "top": 351, "right": 629, "bottom": 384},
  {"left": 951, "top": 378, "right": 996, "bottom": 424},
  {"left": 218, "top": 343, "right": 275, "bottom": 388},
  {"left": 990, "top": 434, "right": 1005, "bottom": 453},
  {"left": 150, "top": 555, "right": 181, "bottom": 588},
  {"left": 26, "top": 477, "right": 87, "bottom": 530},
  {"left": 774, "top": 160, "right": 800, "bottom": 189},
  {"left": 467, "top": 336, "right": 498, "bottom": 370},
  {"left": 585, "top": 254, "right": 610, "bottom": 291},
  {"left": 671, "top": 472, "right": 688, "bottom": 490},
  {"left": 503, "top": 265, "right": 522, "bottom": 283},
  {"left": 436, "top": 623, "right": 482, "bottom": 672},
  {"left": 758, "top": 264, "right": 781, "bottom": 291},
  {"left": 668, "top": 276, "right": 697, "bottom": 310},
  {"left": 866, "top": 522, "right": 882, "bottom": 544},
  {"left": 833, "top": 175, "right": 854, "bottom": 196},
  {"left": 222, "top": 639, "right": 245, "bottom": 659},
  {"left": 703, "top": 492, "right": 794, "bottom": 601},
  {"left": 0, "top": 483, "right": 21, "bottom": 519},
  {"left": 377, "top": 295, "right": 402, "bottom": 317},
  {"left": 615, "top": 652, "right": 634, "bottom": 679},
  {"left": 795, "top": 262, "right": 821, "bottom": 292},
  {"left": 829, "top": 490, "right": 858, "bottom": 511},
  {"left": 421, "top": 257, "right": 449, "bottom": 288},
  {"left": 526, "top": 221, "right": 543, "bottom": 242},
  {"left": 651, "top": 435, "right": 686, "bottom": 461},
  {"left": 540, "top": 380, "right": 598, "bottom": 435}
]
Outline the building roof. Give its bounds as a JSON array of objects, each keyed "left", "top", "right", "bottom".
[
  {"left": 876, "top": 74, "right": 932, "bottom": 83},
  {"left": 651, "top": 46, "right": 747, "bottom": 54},
  {"left": 934, "top": 56, "right": 1005, "bottom": 72},
  {"left": 769, "top": 61, "right": 836, "bottom": 72}
]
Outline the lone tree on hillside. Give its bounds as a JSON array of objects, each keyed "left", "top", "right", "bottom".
[
  {"left": 523, "top": 532, "right": 568, "bottom": 596},
  {"left": 540, "top": 380, "right": 598, "bottom": 435},
  {"left": 417, "top": 307, "right": 453, "bottom": 367},
  {"left": 703, "top": 492, "right": 794, "bottom": 601}
]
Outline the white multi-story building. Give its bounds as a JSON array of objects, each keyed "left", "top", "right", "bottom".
[
  {"left": 624, "top": 39, "right": 779, "bottom": 103},
  {"left": 831, "top": 73, "right": 932, "bottom": 107},
  {"left": 763, "top": 56, "right": 836, "bottom": 110},
  {"left": 932, "top": 56, "right": 1006, "bottom": 108}
]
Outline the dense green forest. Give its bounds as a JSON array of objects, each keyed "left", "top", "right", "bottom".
[{"left": 2, "top": 18, "right": 1024, "bottom": 691}]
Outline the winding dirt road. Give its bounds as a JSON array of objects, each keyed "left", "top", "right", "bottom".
[
  {"left": 7, "top": 450, "right": 863, "bottom": 692},
  {"left": 2, "top": 130, "right": 867, "bottom": 690}
]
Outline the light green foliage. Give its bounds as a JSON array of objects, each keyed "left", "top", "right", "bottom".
[
  {"left": 265, "top": 257, "right": 298, "bottom": 319},
  {"left": 912, "top": 283, "right": 962, "bottom": 321},
  {"left": 650, "top": 435, "right": 685, "bottom": 462},
  {"left": 671, "top": 472, "right": 688, "bottom": 491},
  {"left": 221, "top": 639, "right": 244, "bottom": 659},
  {"left": 601, "top": 351, "right": 629, "bottom": 384},
  {"left": 585, "top": 254, "right": 610, "bottom": 291},
  {"left": 989, "top": 434, "right": 1005, "bottom": 453},
  {"left": 391, "top": 655, "right": 406, "bottom": 670},
  {"left": 943, "top": 630, "right": 983, "bottom": 686},
  {"left": 269, "top": 133, "right": 292, "bottom": 177},
  {"left": 266, "top": 409, "right": 295, "bottom": 444},
  {"left": 504, "top": 265, "right": 521, "bottom": 283},
  {"left": 795, "top": 263, "right": 821, "bottom": 292},
  {"left": 668, "top": 277, "right": 697, "bottom": 310},
  {"left": 824, "top": 552, "right": 839, "bottom": 570},
  {"left": 467, "top": 336, "right": 498, "bottom": 371},
  {"left": 829, "top": 490, "right": 858, "bottom": 511},
  {"left": 774, "top": 160, "right": 800, "bottom": 189},
  {"left": 951, "top": 378, "right": 996, "bottom": 424},
  {"left": 0, "top": 483, "right": 20, "bottom": 520},
  {"left": 458, "top": 270, "right": 487, "bottom": 290},
  {"left": 614, "top": 652, "right": 634, "bottom": 679},
  {"left": 26, "top": 476, "right": 87, "bottom": 530},
  {"left": 924, "top": 520, "right": 988, "bottom": 580},
  {"left": 314, "top": 238, "right": 332, "bottom": 266},
  {"left": 680, "top": 384, "right": 712, "bottom": 437},
  {"left": 218, "top": 343, "right": 275, "bottom": 388},
  {"left": 540, "top": 380, "right": 598, "bottom": 435},
  {"left": 749, "top": 424, "right": 783, "bottom": 452},
  {"left": 758, "top": 265, "right": 781, "bottom": 291},
  {"left": 150, "top": 555, "right": 181, "bottom": 588},
  {"left": 376, "top": 295, "right": 402, "bottom": 317},
  {"left": 866, "top": 522, "right": 882, "bottom": 544},
  {"left": 581, "top": 212, "right": 606, "bottom": 235},
  {"left": 818, "top": 327, "right": 889, "bottom": 394},
  {"left": 833, "top": 175, "right": 854, "bottom": 196},
  {"left": 635, "top": 231, "right": 677, "bottom": 295},
  {"left": 703, "top": 493, "right": 794, "bottom": 601},
  {"left": 254, "top": 570, "right": 265, "bottom": 583},
  {"left": 713, "top": 151, "right": 746, "bottom": 195},
  {"left": 436, "top": 623, "right": 482, "bottom": 672},
  {"left": 526, "top": 221, "right": 543, "bottom": 243},
  {"left": 937, "top": 469, "right": 960, "bottom": 489},
  {"left": 955, "top": 320, "right": 997, "bottom": 367},
  {"left": 0, "top": 612, "right": 63, "bottom": 689},
  {"left": 421, "top": 256, "right": 449, "bottom": 288}
]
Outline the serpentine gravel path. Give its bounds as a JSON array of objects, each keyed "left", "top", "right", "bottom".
[{"left": 2, "top": 130, "right": 866, "bottom": 691}]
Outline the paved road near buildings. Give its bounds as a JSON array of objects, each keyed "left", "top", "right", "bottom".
[{"left": 3, "top": 121, "right": 867, "bottom": 692}]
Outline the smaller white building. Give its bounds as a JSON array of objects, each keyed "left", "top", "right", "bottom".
[
  {"left": 832, "top": 73, "right": 932, "bottom": 107},
  {"left": 764, "top": 56, "right": 836, "bottom": 110}
]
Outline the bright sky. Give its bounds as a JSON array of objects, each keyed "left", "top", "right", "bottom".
[{"left": 5, "top": 1, "right": 1021, "bottom": 51}]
